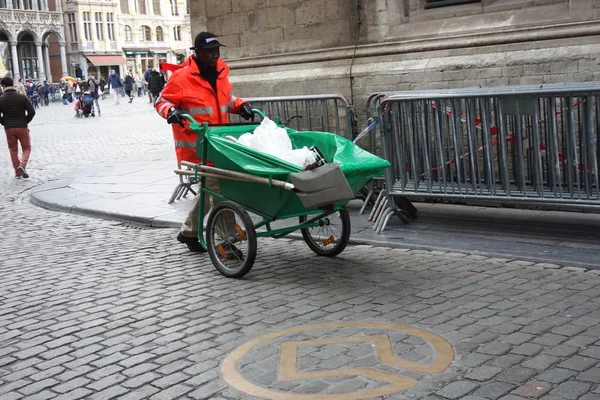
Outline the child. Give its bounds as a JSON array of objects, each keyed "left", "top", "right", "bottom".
[{"left": 73, "top": 97, "right": 82, "bottom": 118}]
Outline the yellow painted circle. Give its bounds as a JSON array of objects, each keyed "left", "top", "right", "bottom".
[{"left": 221, "top": 321, "right": 454, "bottom": 400}]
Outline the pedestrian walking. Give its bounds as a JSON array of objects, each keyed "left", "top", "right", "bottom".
[
  {"left": 0, "top": 76, "right": 35, "bottom": 179},
  {"left": 107, "top": 70, "right": 122, "bottom": 105},
  {"left": 87, "top": 75, "right": 101, "bottom": 117},
  {"left": 99, "top": 78, "right": 107, "bottom": 100},
  {"left": 155, "top": 31, "right": 254, "bottom": 253},
  {"left": 49, "top": 83, "right": 56, "bottom": 103},
  {"left": 143, "top": 66, "right": 152, "bottom": 103},
  {"left": 41, "top": 81, "right": 50, "bottom": 106},
  {"left": 124, "top": 72, "right": 135, "bottom": 103},
  {"left": 148, "top": 68, "right": 165, "bottom": 104}
]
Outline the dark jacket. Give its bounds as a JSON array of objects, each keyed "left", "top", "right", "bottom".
[
  {"left": 0, "top": 87, "right": 36, "bottom": 129},
  {"left": 124, "top": 75, "right": 134, "bottom": 91},
  {"left": 148, "top": 71, "right": 165, "bottom": 94},
  {"left": 108, "top": 72, "right": 122, "bottom": 89}
]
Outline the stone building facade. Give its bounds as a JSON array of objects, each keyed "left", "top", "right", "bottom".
[
  {"left": 0, "top": 0, "right": 67, "bottom": 82},
  {"left": 63, "top": 0, "right": 192, "bottom": 79},
  {"left": 117, "top": 0, "right": 191, "bottom": 76},
  {"left": 189, "top": 0, "right": 600, "bottom": 117}
]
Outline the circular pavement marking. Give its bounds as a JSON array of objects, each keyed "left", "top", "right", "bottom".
[{"left": 221, "top": 321, "right": 454, "bottom": 400}]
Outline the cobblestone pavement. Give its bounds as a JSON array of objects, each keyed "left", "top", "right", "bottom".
[{"left": 1, "top": 99, "right": 600, "bottom": 400}]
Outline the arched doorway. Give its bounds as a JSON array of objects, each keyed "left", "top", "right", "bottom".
[
  {"left": 42, "top": 30, "right": 64, "bottom": 83},
  {"left": 17, "top": 31, "right": 39, "bottom": 81}
]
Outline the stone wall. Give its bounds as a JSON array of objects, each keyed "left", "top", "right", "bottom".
[{"left": 190, "top": 0, "right": 600, "bottom": 127}]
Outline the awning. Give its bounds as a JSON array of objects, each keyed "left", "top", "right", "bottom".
[{"left": 86, "top": 55, "right": 127, "bottom": 66}]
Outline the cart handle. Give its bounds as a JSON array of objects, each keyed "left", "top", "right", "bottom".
[{"left": 180, "top": 108, "right": 267, "bottom": 127}]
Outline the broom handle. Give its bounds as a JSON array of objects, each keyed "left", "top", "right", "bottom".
[{"left": 180, "top": 161, "right": 294, "bottom": 191}]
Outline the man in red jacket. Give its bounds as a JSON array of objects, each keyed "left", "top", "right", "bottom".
[{"left": 156, "top": 32, "right": 254, "bottom": 252}]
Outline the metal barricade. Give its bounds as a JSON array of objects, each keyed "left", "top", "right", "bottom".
[
  {"left": 375, "top": 83, "right": 600, "bottom": 232},
  {"left": 231, "top": 94, "right": 356, "bottom": 139}
]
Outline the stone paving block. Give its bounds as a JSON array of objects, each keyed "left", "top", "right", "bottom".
[
  {"left": 576, "top": 367, "right": 600, "bottom": 383},
  {"left": 557, "top": 355, "right": 598, "bottom": 371},
  {"left": 549, "top": 381, "right": 592, "bottom": 399},
  {"left": 543, "top": 344, "right": 579, "bottom": 357},
  {"left": 537, "top": 367, "right": 578, "bottom": 383},
  {"left": 498, "top": 366, "right": 537, "bottom": 384},
  {"left": 478, "top": 342, "right": 513, "bottom": 356},
  {"left": 118, "top": 384, "right": 161, "bottom": 400},
  {"left": 435, "top": 381, "right": 479, "bottom": 399},
  {"left": 53, "top": 377, "right": 92, "bottom": 394},
  {"left": 511, "top": 343, "right": 543, "bottom": 356},
  {"left": 89, "top": 384, "right": 128, "bottom": 400},
  {"left": 464, "top": 366, "right": 503, "bottom": 381},
  {"left": 512, "top": 380, "right": 552, "bottom": 398},
  {"left": 492, "top": 354, "right": 527, "bottom": 369},
  {"left": 149, "top": 384, "right": 193, "bottom": 400},
  {"left": 522, "top": 354, "right": 561, "bottom": 370},
  {"left": 471, "top": 382, "right": 515, "bottom": 399},
  {"left": 17, "top": 378, "right": 58, "bottom": 396}
]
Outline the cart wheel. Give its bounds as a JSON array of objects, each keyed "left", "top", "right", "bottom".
[
  {"left": 299, "top": 208, "right": 351, "bottom": 257},
  {"left": 206, "top": 201, "right": 257, "bottom": 278}
]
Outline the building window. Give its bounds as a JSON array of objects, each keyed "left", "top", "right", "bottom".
[
  {"left": 170, "top": 0, "right": 178, "bottom": 16},
  {"left": 83, "top": 12, "right": 92, "bottom": 41},
  {"left": 0, "top": 0, "right": 7, "bottom": 8},
  {"left": 137, "top": 0, "right": 147, "bottom": 14},
  {"left": 139, "top": 25, "right": 152, "bottom": 41},
  {"left": 425, "top": 0, "right": 480, "bottom": 9},
  {"left": 124, "top": 25, "right": 132, "bottom": 42},
  {"left": 152, "top": 0, "right": 160, "bottom": 15},
  {"left": 67, "top": 12, "right": 78, "bottom": 42},
  {"left": 172, "top": 25, "right": 182, "bottom": 41},
  {"left": 107, "top": 13, "right": 115, "bottom": 41},
  {"left": 95, "top": 12, "right": 104, "bottom": 41},
  {"left": 22, "top": 0, "right": 33, "bottom": 9},
  {"left": 156, "top": 26, "right": 164, "bottom": 42},
  {"left": 120, "top": 0, "right": 129, "bottom": 14}
]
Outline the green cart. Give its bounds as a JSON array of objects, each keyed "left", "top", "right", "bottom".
[{"left": 180, "top": 110, "right": 390, "bottom": 278}]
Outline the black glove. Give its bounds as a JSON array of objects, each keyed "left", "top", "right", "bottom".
[
  {"left": 166, "top": 106, "right": 184, "bottom": 127},
  {"left": 239, "top": 102, "right": 255, "bottom": 121}
]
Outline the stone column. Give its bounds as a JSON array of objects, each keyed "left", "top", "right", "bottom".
[
  {"left": 135, "top": 53, "right": 141, "bottom": 75},
  {"left": 43, "top": 43, "right": 52, "bottom": 82},
  {"left": 35, "top": 41, "right": 47, "bottom": 81},
  {"left": 32, "top": 0, "right": 38, "bottom": 11},
  {"left": 59, "top": 41, "right": 68, "bottom": 76},
  {"left": 56, "top": 0, "right": 61, "bottom": 12},
  {"left": 9, "top": 41, "right": 20, "bottom": 81}
]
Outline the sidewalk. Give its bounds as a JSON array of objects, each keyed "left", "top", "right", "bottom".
[{"left": 30, "top": 150, "right": 600, "bottom": 269}]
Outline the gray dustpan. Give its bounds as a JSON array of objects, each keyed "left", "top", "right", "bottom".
[{"left": 289, "top": 163, "right": 355, "bottom": 209}]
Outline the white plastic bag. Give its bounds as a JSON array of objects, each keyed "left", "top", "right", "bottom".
[{"left": 237, "top": 117, "right": 316, "bottom": 168}]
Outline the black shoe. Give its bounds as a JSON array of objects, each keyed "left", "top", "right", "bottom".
[
  {"left": 18, "top": 166, "right": 29, "bottom": 179},
  {"left": 177, "top": 232, "right": 206, "bottom": 253}
]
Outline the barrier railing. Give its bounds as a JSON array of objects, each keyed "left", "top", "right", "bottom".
[
  {"left": 374, "top": 83, "right": 600, "bottom": 232},
  {"left": 231, "top": 94, "right": 356, "bottom": 140}
]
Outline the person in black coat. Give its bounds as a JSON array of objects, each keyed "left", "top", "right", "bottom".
[
  {"left": 147, "top": 69, "right": 165, "bottom": 104},
  {"left": 124, "top": 72, "right": 135, "bottom": 103}
]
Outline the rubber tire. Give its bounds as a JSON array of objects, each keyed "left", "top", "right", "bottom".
[
  {"left": 205, "top": 201, "right": 257, "bottom": 278},
  {"left": 299, "top": 208, "right": 351, "bottom": 257}
]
